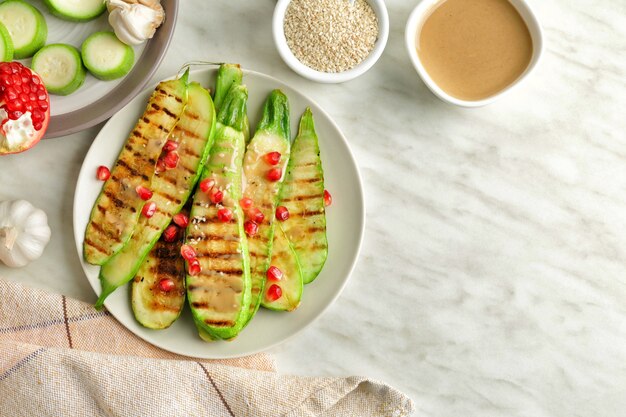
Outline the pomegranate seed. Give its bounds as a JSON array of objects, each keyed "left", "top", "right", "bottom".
[
  {"left": 266, "top": 266, "right": 283, "bottom": 282},
  {"left": 267, "top": 168, "right": 282, "bottom": 182},
  {"left": 210, "top": 188, "right": 223, "bottom": 204},
  {"left": 155, "top": 158, "right": 167, "bottom": 174},
  {"left": 173, "top": 213, "right": 189, "bottom": 228},
  {"left": 135, "top": 185, "right": 153, "bottom": 200},
  {"left": 163, "top": 151, "right": 179, "bottom": 169},
  {"left": 217, "top": 208, "right": 233, "bottom": 223},
  {"left": 96, "top": 166, "right": 110, "bottom": 181},
  {"left": 141, "top": 201, "right": 157, "bottom": 218},
  {"left": 200, "top": 178, "right": 215, "bottom": 193},
  {"left": 180, "top": 244, "right": 196, "bottom": 260},
  {"left": 38, "top": 100, "right": 48, "bottom": 110},
  {"left": 158, "top": 278, "right": 175, "bottom": 292},
  {"left": 188, "top": 258, "right": 201, "bottom": 276},
  {"left": 33, "top": 122, "right": 42, "bottom": 131},
  {"left": 163, "top": 140, "right": 178, "bottom": 152},
  {"left": 163, "top": 225, "right": 178, "bottom": 242},
  {"left": 247, "top": 207, "right": 264, "bottom": 224},
  {"left": 275, "top": 206, "right": 289, "bottom": 221},
  {"left": 266, "top": 284, "right": 282, "bottom": 301},
  {"left": 244, "top": 221, "right": 259, "bottom": 236},
  {"left": 264, "top": 151, "right": 281, "bottom": 165},
  {"left": 324, "top": 190, "right": 332, "bottom": 207},
  {"left": 239, "top": 197, "right": 253, "bottom": 209}
]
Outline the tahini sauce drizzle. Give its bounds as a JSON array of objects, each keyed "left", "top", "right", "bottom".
[{"left": 417, "top": 0, "right": 533, "bottom": 101}]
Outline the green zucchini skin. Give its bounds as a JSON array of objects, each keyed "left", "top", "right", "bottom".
[
  {"left": 186, "top": 85, "right": 251, "bottom": 341},
  {"left": 279, "top": 108, "right": 328, "bottom": 284},
  {"left": 242, "top": 90, "right": 291, "bottom": 325},
  {"left": 95, "top": 80, "right": 216, "bottom": 309},
  {"left": 260, "top": 222, "right": 303, "bottom": 311},
  {"left": 84, "top": 71, "right": 190, "bottom": 266},
  {"left": 213, "top": 63, "right": 250, "bottom": 142},
  {"left": 131, "top": 209, "right": 187, "bottom": 329}
]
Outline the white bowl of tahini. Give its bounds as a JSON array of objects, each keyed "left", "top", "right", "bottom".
[
  {"left": 273, "top": 0, "right": 389, "bottom": 83},
  {"left": 405, "top": 0, "right": 544, "bottom": 107}
]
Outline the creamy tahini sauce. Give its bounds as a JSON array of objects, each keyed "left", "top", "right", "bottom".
[{"left": 417, "top": 0, "right": 533, "bottom": 101}]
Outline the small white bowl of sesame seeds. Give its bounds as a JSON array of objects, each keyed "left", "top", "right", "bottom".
[{"left": 273, "top": 0, "right": 389, "bottom": 83}]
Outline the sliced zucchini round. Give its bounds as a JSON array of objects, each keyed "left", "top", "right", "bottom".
[
  {"left": 42, "top": 0, "right": 106, "bottom": 22},
  {"left": 0, "top": 21, "right": 14, "bottom": 62},
  {"left": 31, "top": 44, "right": 86, "bottom": 96},
  {"left": 81, "top": 31, "right": 135, "bottom": 81},
  {"left": 0, "top": 0, "right": 47, "bottom": 59}
]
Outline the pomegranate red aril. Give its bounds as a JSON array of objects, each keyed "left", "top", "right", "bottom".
[
  {"left": 239, "top": 197, "right": 253, "bottom": 209},
  {"left": 247, "top": 207, "right": 264, "bottom": 224},
  {"left": 172, "top": 213, "right": 189, "bottom": 228},
  {"left": 135, "top": 185, "right": 153, "bottom": 200},
  {"left": 199, "top": 178, "right": 215, "bottom": 193},
  {"left": 244, "top": 221, "right": 259, "bottom": 236},
  {"left": 163, "top": 150, "right": 179, "bottom": 169},
  {"left": 266, "top": 284, "right": 282, "bottom": 301},
  {"left": 180, "top": 244, "right": 196, "bottom": 260},
  {"left": 158, "top": 278, "right": 175, "bottom": 292},
  {"left": 210, "top": 188, "right": 223, "bottom": 204},
  {"left": 163, "top": 225, "right": 178, "bottom": 242},
  {"left": 141, "top": 201, "right": 157, "bottom": 218},
  {"left": 155, "top": 158, "right": 167, "bottom": 174},
  {"left": 0, "top": 62, "right": 51, "bottom": 155},
  {"left": 217, "top": 208, "right": 233, "bottom": 223},
  {"left": 163, "top": 140, "right": 178, "bottom": 152},
  {"left": 267, "top": 167, "right": 282, "bottom": 182},
  {"left": 188, "top": 258, "right": 201, "bottom": 276},
  {"left": 96, "top": 166, "right": 111, "bottom": 181},
  {"left": 324, "top": 190, "right": 332, "bottom": 207},
  {"left": 266, "top": 266, "right": 283, "bottom": 282},
  {"left": 275, "top": 206, "right": 289, "bottom": 221},
  {"left": 264, "top": 151, "right": 281, "bottom": 165}
]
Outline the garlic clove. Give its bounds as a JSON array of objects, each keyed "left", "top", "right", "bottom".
[{"left": 106, "top": 0, "right": 165, "bottom": 46}]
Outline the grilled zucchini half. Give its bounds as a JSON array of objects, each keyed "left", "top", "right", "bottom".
[
  {"left": 131, "top": 209, "right": 187, "bottom": 329},
  {"left": 186, "top": 84, "right": 251, "bottom": 341},
  {"left": 278, "top": 108, "right": 328, "bottom": 284},
  {"left": 95, "top": 81, "right": 216, "bottom": 309},
  {"left": 242, "top": 90, "right": 291, "bottom": 325},
  {"left": 84, "top": 71, "right": 189, "bottom": 266}
]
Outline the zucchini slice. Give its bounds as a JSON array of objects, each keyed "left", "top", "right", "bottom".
[
  {"left": 43, "top": 0, "right": 106, "bottom": 21},
  {"left": 186, "top": 84, "right": 251, "bottom": 341},
  {"left": 0, "top": 0, "right": 47, "bottom": 59},
  {"left": 242, "top": 90, "right": 291, "bottom": 325},
  {"left": 131, "top": 209, "right": 188, "bottom": 330},
  {"left": 81, "top": 31, "right": 135, "bottom": 81},
  {"left": 31, "top": 44, "right": 86, "bottom": 95},
  {"left": 83, "top": 71, "right": 189, "bottom": 266},
  {"left": 95, "top": 81, "right": 215, "bottom": 308},
  {"left": 279, "top": 108, "right": 328, "bottom": 283},
  {"left": 261, "top": 223, "right": 303, "bottom": 311}
]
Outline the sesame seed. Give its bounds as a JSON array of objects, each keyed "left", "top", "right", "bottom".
[{"left": 284, "top": 0, "right": 378, "bottom": 73}]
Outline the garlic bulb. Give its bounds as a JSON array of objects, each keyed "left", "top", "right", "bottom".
[
  {"left": 106, "top": 0, "right": 165, "bottom": 46},
  {"left": 0, "top": 200, "right": 51, "bottom": 268}
]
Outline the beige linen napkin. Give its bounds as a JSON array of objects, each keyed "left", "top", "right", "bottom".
[{"left": 0, "top": 279, "right": 414, "bottom": 416}]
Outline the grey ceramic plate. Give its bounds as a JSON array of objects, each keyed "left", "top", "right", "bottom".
[{"left": 44, "top": 0, "right": 178, "bottom": 138}]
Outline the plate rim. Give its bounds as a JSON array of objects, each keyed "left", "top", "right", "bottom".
[
  {"left": 44, "top": 0, "right": 179, "bottom": 139},
  {"left": 73, "top": 67, "right": 366, "bottom": 358}
]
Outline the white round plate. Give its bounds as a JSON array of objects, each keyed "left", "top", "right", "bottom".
[
  {"left": 21, "top": 0, "right": 178, "bottom": 138},
  {"left": 73, "top": 68, "right": 365, "bottom": 359}
]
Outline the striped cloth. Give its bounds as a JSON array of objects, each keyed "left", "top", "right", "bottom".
[{"left": 0, "top": 279, "right": 414, "bottom": 416}]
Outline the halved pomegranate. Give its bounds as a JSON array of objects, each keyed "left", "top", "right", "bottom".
[{"left": 0, "top": 62, "right": 50, "bottom": 155}]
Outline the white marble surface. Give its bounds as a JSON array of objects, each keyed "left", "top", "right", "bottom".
[{"left": 1, "top": 0, "right": 626, "bottom": 415}]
